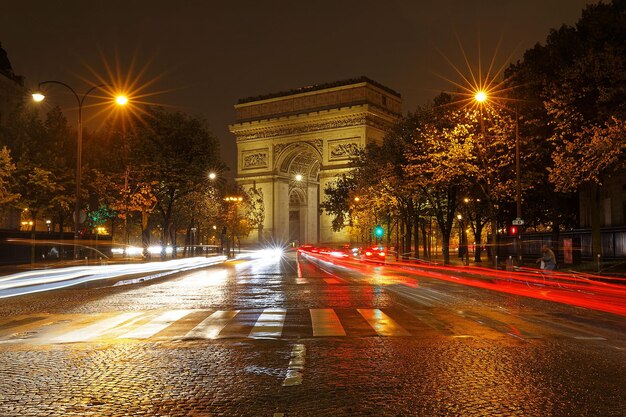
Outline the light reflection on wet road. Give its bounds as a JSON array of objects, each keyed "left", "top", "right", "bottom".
[{"left": 0, "top": 250, "right": 624, "bottom": 416}]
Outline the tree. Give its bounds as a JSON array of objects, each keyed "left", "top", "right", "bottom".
[
  {"left": 0, "top": 146, "right": 18, "bottom": 205},
  {"left": 405, "top": 101, "right": 462, "bottom": 265},
  {"left": 3, "top": 105, "right": 75, "bottom": 234},
  {"left": 18, "top": 168, "right": 64, "bottom": 232},
  {"left": 176, "top": 184, "right": 221, "bottom": 256},
  {"left": 110, "top": 177, "right": 158, "bottom": 253},
  {"left": 506, "top": 0, "right": 626, "bottom": 256},
  {"left": 129, "top": 106, "right": 225, "bottom": 250}
]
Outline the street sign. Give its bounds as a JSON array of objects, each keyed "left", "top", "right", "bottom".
[
  {"left": 512, "top": 218, "right": 524, "bottom": 226},
  {"left": 73, "top": 209, "right": 87, "bottom": 224}
]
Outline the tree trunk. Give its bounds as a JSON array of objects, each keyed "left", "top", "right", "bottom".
[
  {"left": 589, "top": 183, "right": 602, "bottom": 260},
  {"left": 30, "top": 210, "right": 38, "bottom": 264},
  {"left": 441, "top": 232, "right": 451, "bottom": 264},
  {"left": 474, "top": 223, "right": 484, "bottom": 263},
  {"left": 412, "top": 214, "right": 419, "bottom": 260},
  {"left": 550, "top": 195, "right": 561, "bottom": 264},
  {"left": 184, "top": 225, "right": 191, "bottom": 257},
  {"left": 141, "top": 212, "right": 151, "bottom": 259},
  {"left": 58, "top": 214, "right": 65, "bottom": 260},
  {"left": 421, "top": 220, "right": 428, "bottom": 259},
  {"left": 169, "top": 222, "right": 177, "bottom": 257},
  {"left": 403, "top": 219, "right": 412, "bottom": 260}
]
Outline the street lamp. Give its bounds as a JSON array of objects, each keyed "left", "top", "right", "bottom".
[
  {"left": 457, "top": 214, "right": 464, "bottom": 262},
  {"left": 32, "top": 81, "right": 128, "bottom": 242},
  {"left": 294, "top": 173, "right": 313, "bottom": 245},
  {"left": 474, "top": 90, "right": 522, "bottom": 263}
]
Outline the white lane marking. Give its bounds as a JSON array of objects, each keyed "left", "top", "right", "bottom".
[
  {"left": 118, "top": 310, "right": 193, "bottom": 339},
  {"left": 184, "top": 310, "right": 239, "bottom": 339},
  {"left": 52, "top": 312, "right": 143, "bottom": 343},
  {"left": 357, "top": 308, "right": 411, "bottom": 336},
  {"left": 282, "top": 343, "right": 306, "bottom": 386},
  {"left": 310, "top": 309, "right": 346, "bottom": 337},
  {"left": 249, "top": 308, "right": 286, "bottom": 339}
]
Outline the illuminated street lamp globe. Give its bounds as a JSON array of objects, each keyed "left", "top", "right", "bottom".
[
  {"left": 474, "top": 90, "right": 487, "bottom": 103},
  {"left": 115, "top": 95, "right": 129, "bottom": 105}
]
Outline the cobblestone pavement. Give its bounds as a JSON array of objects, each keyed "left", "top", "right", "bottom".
[{"left": 0, "top": 251, "right": 624, "bottom": 416}]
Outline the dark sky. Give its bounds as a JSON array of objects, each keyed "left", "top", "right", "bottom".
[{"left": 0, "top": 0, "right": 593, "bottom": 177}]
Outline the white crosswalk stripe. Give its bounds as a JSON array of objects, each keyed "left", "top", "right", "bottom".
[
  {"left": 310, "top": 309, "right": 346, "bottom": 336},
  {"left": 357, "top": 308, "right": 411, "bottom": 336},
  {"left": 249, "top": 308, "right": 286, "bottom": 339},
  {"left": 52, "top": 312, "right": 143, "bottom": 343},
  {"left": 185, "top": 310, "right": 239, "bottom": 339},
  {"left": 119, "top": 310, "right": 193, "bottom": 339}
]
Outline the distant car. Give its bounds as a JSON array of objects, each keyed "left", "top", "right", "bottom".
[
  {"left": 298, "top": 244, "right": 315, "bottom": 253},
  {"left": 362, "top": 246, "right": 387, "bottom": 264}
]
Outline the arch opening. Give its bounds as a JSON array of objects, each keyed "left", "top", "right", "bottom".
[{"left": 277, "top": 142, "right": 321, "bottom": 244}]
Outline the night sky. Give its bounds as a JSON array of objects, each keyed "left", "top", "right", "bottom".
[{"left": 0, "top": 0, "right": 594, "bottom": 177}]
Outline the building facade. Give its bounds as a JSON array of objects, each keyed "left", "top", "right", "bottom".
[
  {"left": 230, "top": 77, "right": 402, "bottom": 245},
  {"left": 579, "top": 174, "right": 626, "bottom": 228},
  {"left": 0, "top": 43, "right": 25, "bottom": 230}
]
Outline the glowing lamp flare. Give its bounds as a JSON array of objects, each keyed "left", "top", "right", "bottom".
[
  {"left": 115, "top": 95, "right": 129, "bottom": 105},
  {"left": 474, "top": 91, "right": 487, "bottom": 103},
  {"left": 32, "top": 92, "right": 45, "bottom": 102}
]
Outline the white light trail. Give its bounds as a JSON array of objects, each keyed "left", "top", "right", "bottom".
[{"left": 0, "top": 256, "right": 227, "bottom": 299}]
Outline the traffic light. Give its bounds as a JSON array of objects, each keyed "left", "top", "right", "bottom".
[
  {"left": 374, "top": 225, "right": 384, "bottom": 238},
  {"left": 509, "top": 225, "right": 519, "bottom": 236}
]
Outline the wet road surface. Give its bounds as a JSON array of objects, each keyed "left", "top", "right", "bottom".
[{"left": 0, "top": 251, "right": 624, "bottom": 416}]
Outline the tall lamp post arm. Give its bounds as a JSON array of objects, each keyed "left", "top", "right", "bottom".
[
  {"left": 37, "top": 80, "right": 81, "bottom": 107},
  {"left": 80, "top": 84, "right": 108, "bottom": 107},
  {"left": 35, "top": 81, "right": 107, "bottom": 241}
]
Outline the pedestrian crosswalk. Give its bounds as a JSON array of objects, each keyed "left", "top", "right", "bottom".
[{"left": 0, "top": 307, "right": 618, "bottom": 345}]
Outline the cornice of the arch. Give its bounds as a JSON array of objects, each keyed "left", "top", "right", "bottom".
[{"left": 231, "top": 112, "right": 391, "bottom": 142}]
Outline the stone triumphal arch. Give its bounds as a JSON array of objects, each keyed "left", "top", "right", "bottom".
[{"left": 230, "top": 77, "right": 402, "bottom": 245}]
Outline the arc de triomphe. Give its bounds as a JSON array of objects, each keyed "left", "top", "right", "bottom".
[{"left": 230, "top": 77, "right": 401, "bottom": 245}]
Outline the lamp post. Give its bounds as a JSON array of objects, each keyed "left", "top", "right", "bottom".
[
  {"left": 457, "top": 214, "right": 464, "bottom": 263},
  {"left": 294, "top": 173, "right": 308, "bottom": 245},
  {"left": 513, "top": 106, "right": 523, "bottom": 263},
  {"left": 223, "top": 196, "right": 243, "bottom": 258},
  {"left": 32, "top": 81, "right": 128, "bottom": 242},
  {"left": 474, "top": 90, "right": 522, "bottom": 264}
]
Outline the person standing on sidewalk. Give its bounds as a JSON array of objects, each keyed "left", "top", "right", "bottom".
[{"left": 536, "top": 245, "right": 556, "bottom": 270}]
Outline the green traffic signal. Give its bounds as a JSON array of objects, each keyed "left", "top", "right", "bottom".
[{"left": 374, "top": 225, "right": 384, "bottom": 237}]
